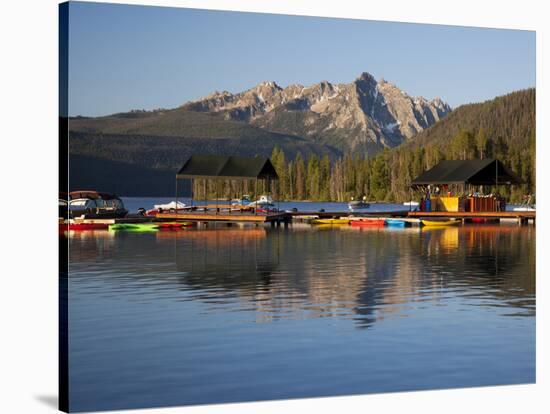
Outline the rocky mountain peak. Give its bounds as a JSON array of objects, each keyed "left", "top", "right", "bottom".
[
  {"left": 356, "top": 71, "right": 376, "bottom": 82},
  {"left": 181, "top": 70, "right": 452, "bottom": 154}
]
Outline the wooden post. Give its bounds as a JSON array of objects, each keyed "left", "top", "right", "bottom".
[
  {"left": 254, "top": 179, "right": 258, "bottom": 215},
  {"left": 175, "top": 176, "right": 178, "bottom": 215},
  {"left": 190, "top": 178, "right": 193, "bottom": 208}
]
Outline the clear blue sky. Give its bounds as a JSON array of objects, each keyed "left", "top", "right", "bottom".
[{"left": 67, "top": 1, "right": 536, "bottom": 117}]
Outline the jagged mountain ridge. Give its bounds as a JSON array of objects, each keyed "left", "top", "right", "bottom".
[{"left": 182, "top": 72, "right": 451, "bottom": 153}]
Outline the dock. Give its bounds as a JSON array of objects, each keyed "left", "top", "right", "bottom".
[
  {"left": 63, "top": 209, "right": 535, "bottom": 228},
  {"left": 407, "top": 210, "right": 535, "bottom": 224},
  {"left": 156, "top": 211, "right": 291, "bottom": 225},
  {"left": 288, "top": 210, "right": 410, "bottom": 219}
]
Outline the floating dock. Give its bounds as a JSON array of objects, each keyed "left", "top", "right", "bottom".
[
  {"left": 156, "top": 211, "right": 291, "bottom": 225},
  {"left": 62, "top": 209, "right": 535, "bottom": 228},
  {"left": 407, "top": 210, "right": 535, "bottom": 224},
  {"left": 289, "top": 210, "right": 410, "bottom": 219}
]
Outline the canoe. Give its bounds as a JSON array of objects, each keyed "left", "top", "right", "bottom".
[
  {"left": 385, "top": 218, "right": 408, "bottom": 227},
  {"left": 311, "top": 218, "right": 350, "bottom": 225},
  {"left": 108, "top": 223, "right": 159, "bottom": 232},
  {"left": 350, "top": 218, "right": 386, "bottom": 227},
  {"left": 68, "top": 222, "right": 109, "bottom": 230},
  {"left": 421, "top": 219, "right": 460, "bottom": 227}
]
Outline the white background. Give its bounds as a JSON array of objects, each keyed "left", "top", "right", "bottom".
[{"left": 0, "top": 0, "right": 548, "bottom": 413}]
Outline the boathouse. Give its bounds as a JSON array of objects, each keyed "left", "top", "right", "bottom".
[
  {"left": 160, "top": 155, "right": 286, "bottom": 224},
  {"left": 411, "top": 159, "right": 523, "bottom": 213},
  {"left": 411, "top": 159, "right": 521, "bottom": 187}
]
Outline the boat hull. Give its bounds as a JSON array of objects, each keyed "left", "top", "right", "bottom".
[
  {"left": 68, "top": 223, "right": 109, "bottom": 231},
  {"left": 109, "top": 223, "right": 159, "bottom": 232},
  {"left": 421, "top": 219, "right": 460, "bottom": 227},
  {"left": 350, "top": 219, "right": 386, "bottom": 227},
  {"left": 386, "top": 219, "right": 408, "bottom": 227},
  {"left": 311, "top": 218, "right": 350, "bottom": 225}
]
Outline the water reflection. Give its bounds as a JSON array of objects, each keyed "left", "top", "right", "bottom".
[
  {"left": 67, "top": 223, "right": 535, "bottom": 411},
  {"left": 68, "top": 224, "right": 535, "bottom": 329}
]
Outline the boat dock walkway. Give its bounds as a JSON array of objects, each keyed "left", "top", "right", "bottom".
[
  {"left": 156, "top": 211, "right": 291, "bottom": 225},
  {"left": 407, "top": 210, "right": 536, "bottom": 224},
  {"left": 65, "top": 210, "right": 535, "bottom": 227}
]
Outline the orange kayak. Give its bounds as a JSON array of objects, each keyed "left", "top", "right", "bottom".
[{"left": 350, "top": 218, "right": 386, "bottom": 227}]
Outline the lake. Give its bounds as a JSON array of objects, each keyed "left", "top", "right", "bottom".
[{"left": 65, "top": 198, "right": 536, "bottom": 412}]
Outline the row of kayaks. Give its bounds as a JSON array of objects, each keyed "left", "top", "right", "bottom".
[
  {"left": 311, "top": 217, "right": 461, "bottom": 227},
  {"left": 65, "top": 222, "right": 195, "bottom": 231}
]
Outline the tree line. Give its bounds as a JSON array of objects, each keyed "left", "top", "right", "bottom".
[
  {"left": 268, "top": 126, "right": 535, "bottom": 203},
  {"left": 190, "top": 129, "right": 534, "bottom": 204}
]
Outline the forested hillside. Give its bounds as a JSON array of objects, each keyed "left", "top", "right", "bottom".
[{"left": 264, "top": 89, "right": 535, "bottom": 203}]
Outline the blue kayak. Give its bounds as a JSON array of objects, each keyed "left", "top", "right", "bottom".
[{"left": 386, "top": 219, "right": 408, "bottom": 227}]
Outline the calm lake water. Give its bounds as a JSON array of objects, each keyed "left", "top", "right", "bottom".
[{"left": 66, "top": 198, "right": 536, "bottom": 412}]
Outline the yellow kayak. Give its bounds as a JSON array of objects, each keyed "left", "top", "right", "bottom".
[
  {"left": 421, "top": 219, "right": 460, "bottom": 227},
  {"left": 311, "top": 218, "right": 350, "bottom": 225}
]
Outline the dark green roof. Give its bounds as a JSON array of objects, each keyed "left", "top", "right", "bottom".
[
  {"left": 176, "top": 155, "right": 278, "bottom": 180},
  {"left": 411, "top": 159, "right": 523, "bottom": 186}
]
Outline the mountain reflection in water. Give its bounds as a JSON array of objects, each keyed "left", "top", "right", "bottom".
[{"left": 66, "top": 223, "right": 535, "bottom": 411}]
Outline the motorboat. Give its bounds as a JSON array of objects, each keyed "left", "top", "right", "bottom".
[
  {"left": 69, "top": 191, "right": 128, "bottom": 219},
  {"left": 231, "top": 195, "right": 251, "bottom": 206},
  {"left": 146, "top": 201, "right": 187, "bottom": 215},
  {"left": 512, "top": 205, "right": 536, "bottom": 212},
  {"left": 513, "top": 195, "right": 535, "bottom": 212},
  {"left": 348, "top": 199, "right": 370, "bottom": 211},
  {"left": 248, "top": 195, "right": 275, "bottom": 208}
]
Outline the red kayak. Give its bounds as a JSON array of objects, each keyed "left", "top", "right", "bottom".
[
  {"left": 350, "top": 219, "right": 386, "bottom": 227},
  {"left": 156, "top": 222, "right": 195, "bottom": 229},
  {"left": 68, "top": 223, "right": 109, "bottom": 230},
  {"left": 470, "top": 218, "right": 498, "bottom": 224}
]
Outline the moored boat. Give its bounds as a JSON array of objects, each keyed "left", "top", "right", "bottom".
[
  {"left": 311, "top": 218, "right": 350, "bottom": 225},
  {"left": 248, "top": 195, "right": 275, "bottom": 208},
  {"left": 421, "top": 219, "right": 460, "bottom": 227},
  {"left": 231, "top": 195, "right": 251, "bottom": 206},
  {"left": 146, "top": 201, "right": 188, "bottom": 216},
  {"left": 512, "top": 206, "right": 536, "bottom": 212},
  {"left": 108, "top": 223, "right": 159, "bottom": 232},
  {"left": 348, "top": 199, "right": 370, "bottom": 211},
  {"left": 350, "top": 218, "right": 386, "bottom": 227},
  {"left": 68, "top": 222, "right": 109, "bottom": 231},
  {"left": 156, "top": 221, "right": 195, "bottom": 229},
  {"left": 385, "top": 218, "right": 409, "bottom": 227},
  {"left": 69, "top": 191, "right": 128, "bottom": 219}
]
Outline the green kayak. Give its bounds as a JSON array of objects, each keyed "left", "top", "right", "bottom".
[{"left": 108, "top": 223, "right": 159, "bottom": 232}]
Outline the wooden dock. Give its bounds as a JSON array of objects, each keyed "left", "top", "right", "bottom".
[
  {"left": 289, "top": 210, "right": 410, "bottom": 219},
  {"left": 156, "top": 211, "right": 290, "bottom": 225},
  {"left": 408, "top": 210, "right": 535, "bottom": 224}
]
